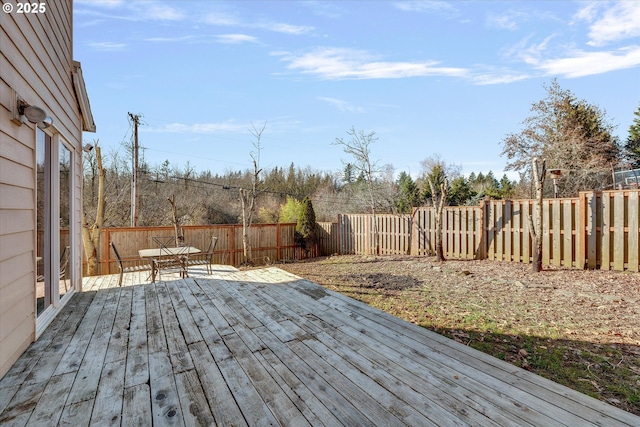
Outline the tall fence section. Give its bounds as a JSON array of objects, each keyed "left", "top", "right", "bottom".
[
  {"left": 87, "top": 189, "right": 640, "bottom": 275},
  {"left": 318, "top": 190, "right": 640, "bottom": 272}
]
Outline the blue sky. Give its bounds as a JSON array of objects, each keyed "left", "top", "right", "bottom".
[{"left": 73, "top": 0, "right": 640, "bottom": 180}]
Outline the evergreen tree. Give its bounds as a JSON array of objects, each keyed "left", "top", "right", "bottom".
[
  {"left": 625, "top": 105, "right": 640, "bottom": 168},
  {"left": 483, "top": 171, "right": 502, "bottom": 199},
  {"left": 394, "top": 171, "right": 420, "bottom": 213},
  {"left": 421, "top": 164, "right": 446, "bottom": 202},
  {"left": 343, "top": 163, "right": 354, "bottom": 185},
  {"left": 296, "top": 197, "right": 317, "bottom": 257},
  {"left": 499, "top": 174, "right": 515, "bottom": 199},
  {"left": 448, "top": 176, "right": 475, "bottom": 206}
]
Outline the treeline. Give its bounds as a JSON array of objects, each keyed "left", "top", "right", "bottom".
[
  {"left": 394, "top": 169, "right": 517, "bottom": 214},
  {"left": 82, "top": 150, "right": 518, "bottom": 227}
]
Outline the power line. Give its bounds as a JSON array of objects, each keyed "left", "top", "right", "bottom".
[{"left": 139, "top": 170, "right": 362, "bottom": 205}]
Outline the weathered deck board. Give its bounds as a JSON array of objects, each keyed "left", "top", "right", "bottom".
[{"left": 0, "top": 266, "right": 638, "bottom": 426}]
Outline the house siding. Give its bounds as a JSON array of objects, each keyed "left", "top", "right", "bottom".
[{"left": 0, "top": 0, "right": 85, "bottom": 378}]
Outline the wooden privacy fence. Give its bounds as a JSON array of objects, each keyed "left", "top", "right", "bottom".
[
  {"left": 85, "top": 189, "right": 640, "bottom": 275},
  {"left": 320, "top": 214, "right": 413, "bottom": 256},
  {"left": 319, "top": 190, "right": 640, "bottom": 272},
  {"left": 86, "top": 223, "right": 302, "bottom": 275}
]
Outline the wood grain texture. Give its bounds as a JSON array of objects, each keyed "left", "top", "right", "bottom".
[{"left": 0, "top": 266, "right": 637, "bottom": 426}]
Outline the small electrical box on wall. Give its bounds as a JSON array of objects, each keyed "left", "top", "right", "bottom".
[{"left": 10, "top": 89, "right": 24, "bottom": 125}]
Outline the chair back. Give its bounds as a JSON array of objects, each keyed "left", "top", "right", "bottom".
[
  {"left": 152, "top": 236, "right": 176, "bottom": 248},
  {"left": 59, "top": 246, "right": 70, "bottom": 279},
  {"left": 207, "top": 236, "right": 218, "bottom": 263},
  {"left": 152, "top": 236, "right": 178, "bottom": 256},
  {"left": 179, "top": 243, "right": 191, "bottom": 262},
  {"left": 110, "top": 241, "right": 124, "bottom": 271}
]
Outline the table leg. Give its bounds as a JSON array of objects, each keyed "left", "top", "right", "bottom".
[{"left": 181, "top": 257, "right": 188, "bottom": 278}]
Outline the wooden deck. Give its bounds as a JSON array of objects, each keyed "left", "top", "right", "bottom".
[{"left": 0, "top": 266, "right": 637, "bottom": 426}]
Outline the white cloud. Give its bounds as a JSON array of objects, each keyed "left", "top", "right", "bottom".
[
  {"left": 470, "top": 71, "right": 530, "bottom": 85},
  {"left": 502, "top": 34, "right": 557, "bottom": 65},
  {"left": 317, "top": 97, "right": 365, "bottom": 113},
  {"left": 203, "top": 13, "right": 313, "bottom": 35},
  {"left": 87, "top": 41, "right": 127, "bottom": 51},
  {"left": 487, "top": 8, "right": 559, "bottom": 31},
  {"left": 148, "top": 122, "right": 247, "bottom": 134},
  {"left": 75, "top": 0, "right": 124, "bottom": 8},
  {"left": 276, "top": 47, "right": 468, "bottom": 80},
  {"left": 145, "top": 35, "right": 197, "bottom": 43},
  {"left": 265, "top": 22, "right": 313, "bottom": 35},
  {"left": 394, "top": 1, "right": 456, "bottom": 13},
  {"left": 146, "top": 118, "right": 301, "bottom": 136},
  {"left": 215, "top": 34, "right": 259, "bottom": 44},
  {"left": 486, "top": 13, "right": 518, "bottom": 31},
  {"left": 203, "top": 13, "right": 241, "bottom": 26},
  {"left": 144, "top": 33, "right": 258, "bottom": 45},
  {"left": 143, "top": 3, "right": 185, "bottom": 21},
  {"left": 302, "top": 1, "right": 344, "bottom": 19},
  {"left": 535, "top": 46, "right": 640, "bottom": 77},
  {"left": 75, "top": 0, "right": 184, "bottom": 22},
  {"left": 586, "top": 2, "right": 640, "bottom": 46},
  {"left": 502, "top": 29, "right": 640, "bottom": 79},
  {"left": 572, "top": 2, "right": 599, "bottom": 24}
]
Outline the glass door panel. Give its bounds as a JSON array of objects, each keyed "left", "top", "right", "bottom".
[
  {"left": 59, "top": 142, "right": 72, "bottom": 299},
  {"left": 36, "top": 130, "right": 50, "bottom": 316}
]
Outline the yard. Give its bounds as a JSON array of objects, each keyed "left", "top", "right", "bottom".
[{"left": 274, "top": 255, "right": 640, "bottom": 416}]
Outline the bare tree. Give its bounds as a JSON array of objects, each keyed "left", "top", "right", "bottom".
[
  {"left": 167, "top": 194, "right": 184, "bottom": 245},
  {"left": 427, "top": 175, "right": 448, "bottom": 262},
  {"left": 239, "top": 122, "right": 266, "bottom": 264},
  {"left": 82, "top": 141, "right": 104, "bottom": 276},
  {"left": 501, "top": 79, "right": 619, "bottom": 196},
  {"left": 528, "top": 157, "right": 546, "bottom": 272},
  {"left": 421, "top": 155, "right": 456, "bottom": 261},
  {"left": 334, "top": 127, "right": 382, "bottom": 254}
]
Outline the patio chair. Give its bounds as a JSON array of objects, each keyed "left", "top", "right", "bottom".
[
  {"left": 188, "top": 236, "right": 218, "bottom": 274},
  {"left": 110, "top": 241, "right": 152, "bottom": 286},
  {"left": 59, "top": 246, "right": 70, "bottom": 291},
  {"left": 37, "top": 246, "right": 70, "bottom": 291},
  {"left": 152, "top": 235, "right": 177, "bottom": 249},
  {"left": 153, "top": 240, "right": 191, "bottom": 281}
]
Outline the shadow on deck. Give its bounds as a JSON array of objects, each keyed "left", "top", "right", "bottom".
[{"left": 0, "top": 265, "right": 637, "bottom": 426}]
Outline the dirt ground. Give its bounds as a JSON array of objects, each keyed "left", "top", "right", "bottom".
[{"left": 269, "top": 254, "right": 640, "bottom": 415}]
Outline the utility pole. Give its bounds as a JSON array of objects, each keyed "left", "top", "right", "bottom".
[{"left": 129, "top": 113, "right": 141, "bottom": 227}]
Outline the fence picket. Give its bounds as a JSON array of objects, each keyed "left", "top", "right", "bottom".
[
  {"left": 614, "top": 192, "right": 625, "bottom": 271},
  {"left": 629, "top": 192, "right": 639, "bottom": 272},
  {"left": 563, "top": 201, "right": 573, "bottom": 268},
  {"left": 602, "top": 194, "right": 611, "bottom": 270}
]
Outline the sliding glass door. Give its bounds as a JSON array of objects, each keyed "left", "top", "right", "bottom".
[{"left": 36, "top": 128, "right": 74, "bottom": 319}]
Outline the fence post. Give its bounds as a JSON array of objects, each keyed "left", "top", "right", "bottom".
[
  {"left": 580, "top": 191, "right": 598, "bottom": 269},
  {"left": 337, "top": 214, "right": 342, "bottom": 255},
  {"left": 230, "top": 225, "right": 236, "bottom": 266},
  {"left": 365, "top": 215, "right": 370, "bottom": 255},
  {"left": 276, "top": 222, "right": 282, "bottom": 261},
  {"left": 629, "top": 191, "right": 639, "bottom": 272},
  {"left": 410, "top": 208, "right": 418, "bottom": 256},
  {"left": 478, "top": 200, "right": 486, "bottom": 260},
  {"left": 576, "top": 192, "right": 585, "bottom": 269},
  {"left": 104, "top": 228, "right": 111, "bottom": 275}
]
